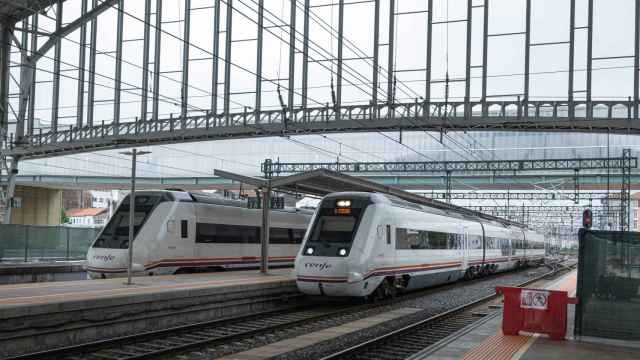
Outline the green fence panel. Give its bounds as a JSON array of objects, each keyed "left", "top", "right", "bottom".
[
  {"left": 0, "top": 225, "right": 28, "bottom": 261},
  {"left": 0, "top": 225, "right": 102, "bottom": 262},
  {"left": 68, "top": 228, "right": 100, "bottom": 260},
  {"left": 576, "top": 230, "right": 640, "bottom": 340},
  {"left": 26, "top": 226, "right": 67, "bottom": 260}
]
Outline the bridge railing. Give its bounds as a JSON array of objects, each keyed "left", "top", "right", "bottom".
[{"left": 5, "top": 99, "right": 638, "bottom": 152}]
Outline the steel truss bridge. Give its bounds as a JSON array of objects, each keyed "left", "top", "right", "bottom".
[
  {"left": 263, "top": 150, "right": 636, "bottom": 231},
  {"left": 2, "top": 0, "right": 640, "bottom": 228},
  {"left": 419, "top": 191, "right": 616, "bottom": 201}
]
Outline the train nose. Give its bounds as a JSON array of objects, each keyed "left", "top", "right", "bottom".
[
  {"left": 295, "top": 257, "right": 356, "bottom": 296},
  {"left": 86, "top": 248, "right": 130, "bottom": 278}
]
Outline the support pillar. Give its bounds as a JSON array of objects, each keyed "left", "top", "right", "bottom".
[
  {"left": 114, "top": 0, "right": 123, "bottom": 133},
  {"left": 255, "top": 0, "right": 264, "bottom": 117},
  {"left": 152, "top": 0, "right": 162, "bottom": 121},
  {"left": 287, "top": 0, "right": 297, "bottom": 123},
  {"left": 140, "top": 0, "right": 151, "bottom": 122},
  {"left": 387, "top": 0, "right": 395, "bottom": 105},
  {"left": 181, "top": 0, "right": 191, "bottom": 126},
  {"left": 260, "top": 185, "right": 271, "bottom": 273},
  {"left": 51, "top": 2, "right": 63, "bottom": 134},
  {"left": 336, "top": 0, "right": 344, "bottom": 120},
  {"left": 223, "top": 0, "right": 233, "bottom": 125}
]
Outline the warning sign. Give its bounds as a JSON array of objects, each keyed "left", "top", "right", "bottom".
[{"left": 520, "top": 289, "right": 549, "bottom": 310}]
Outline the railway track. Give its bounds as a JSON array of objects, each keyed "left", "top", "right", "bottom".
[
  {"left": 7, "top": 262, "right": 570, "bottom": 360},
  {"left": 319, "top": 262, "right": 575, "bottom": 360}
]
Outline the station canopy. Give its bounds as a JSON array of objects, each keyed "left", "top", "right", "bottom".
[{"left": 213, "top": 168, "right": 523, "bottom": 227}]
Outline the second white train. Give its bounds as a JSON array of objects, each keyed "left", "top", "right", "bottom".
[{"left": 295, "top": 192, "right": 546, "bottom": 298}]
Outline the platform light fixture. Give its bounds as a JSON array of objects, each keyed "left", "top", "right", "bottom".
[{"left": 120, "top": 149, "right": 152, "bottom": 285}]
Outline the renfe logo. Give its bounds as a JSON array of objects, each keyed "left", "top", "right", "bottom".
[
  {"left": 305, "top": 262, "right": 332, "bottom": 271},
  {"left": 93, "top": 254, "right": 115, "bottom": 262}
]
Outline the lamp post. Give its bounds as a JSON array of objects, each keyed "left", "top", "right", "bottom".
[{"left": 120, "top": 149, "right": 151, "bottom": 285}]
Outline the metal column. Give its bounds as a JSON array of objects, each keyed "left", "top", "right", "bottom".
[
  {"left": 336, "top": 0, "right": 344, "bottom": 120},
  {"left": 140, "top": 0, "right": 152, "bottom": 122},
  {"left": 568, "top": 0, "right": 575, "bottom": 119},
  {"left": 0, "top": 25, "right": 10, "bottom": 137},
  {"left": 301, "top": 0, "right": 309, "bottom": 115},
  {"left": 87, "top": 0, "right": 98, "bottom": 127},
  {"left": 27, "top": 15, "right": 38, "bottom": 135},
  {"left": 51, "top": 1, "right": 63, "bottom": 134},
  {"left": 635, "top": 0, "right": 639, "bottom": 121},
  {"left": 586, "top": 0, "right": 593, "bottom": 120},
  {"left": 464, "top": 0, "right": 472, "bottom": 119},
  {"left": 20, "top": 19, "right": 29, "bottom": 132},
  {"left": 524, "top": 0, "right": 531, "bottom": 117},
  {"left": 387, "top": 0, "right": 395, "bottom": 105},
  {"left": 223, "top": 0, "right": 233, "bottom": 125},
  {"left": 181, "top": 0, "right": 191, "bottom": 127},
  {"left": 152, "top": 0, "right": 162, "bottom": 121},
  {"left": 114, "top": 0, "right": 124, "bottom": 132},
  {"left": 372, "top": 0, "right": 380, "bottom": 108},
  {"left": 127, "top": 150, "right": 138, "bottom": 285},
  {"left": 621, "top": 148, "right": 632, "bottom": 231},
  {"left": 255, "top": 0, "right": 264, "bottom": 117},
  {"left": 426, "top": 0, "right": 433, "bottom": 117},
  {"left": 77, "top": 1, "right": 87, "bottom": 128},
  {"left": 481, "top": 0, "right": 489, "bottom": 116},
  {"left": 211, "top": 0, "right": 221, "bottom": 117},
  {"left": 287, "top": 0, "right": 297, "bottom": 123},
  {"left": 260, "top": 186, "right": 271, "bottom": 273}
]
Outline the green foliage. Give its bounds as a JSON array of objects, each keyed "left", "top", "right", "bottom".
[{"left": 61, "top": 209, "right": 69, "bottom": 224}]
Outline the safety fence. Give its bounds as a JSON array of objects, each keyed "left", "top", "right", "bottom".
[
  {"left": 0, "top": 225, "right": 101, "bottom": 262},
  {"left": 576, "top": 229, "right": 640, "bottom": 340}
]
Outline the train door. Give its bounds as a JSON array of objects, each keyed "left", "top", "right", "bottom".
[
  {"left": 375, "top": 223, "right": 394, "bottom": 269},
  {"left": 166, "top": 203, "right": 196, "bottom": 260},
  {"left": 461, "top": 225, "right": 469, "bottom": 269}
]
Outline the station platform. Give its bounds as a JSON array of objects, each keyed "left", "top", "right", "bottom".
[
  {"left": 0, "top": 261, "right": 86, "bottom": 284},
  {"left": 414, "top": 270, "right": 640, "bottom": 360},
  {"left": 0, "top": 268, "right": 300, "bottom": 358}
]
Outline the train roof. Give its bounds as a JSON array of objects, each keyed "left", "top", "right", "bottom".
[
  {"left": 130, "top": 190, "right": 313, "bottom": 215},
  {"left": 323, "top": 191, "right": 529, "bottom": 230}
]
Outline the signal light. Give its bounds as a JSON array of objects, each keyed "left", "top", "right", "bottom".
[{"left": 582, "top": 209, "right": 593, "bottom": 229}]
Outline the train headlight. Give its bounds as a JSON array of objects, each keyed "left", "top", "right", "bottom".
[
  {"left": 338, "top": 248, "right": 348, "bottom": 256},
  {"left": 306, "top": 247, "right": 315, "bottom": 255},
  {"left": 336, "top": 200, "right": 351, "bottom": 208}
]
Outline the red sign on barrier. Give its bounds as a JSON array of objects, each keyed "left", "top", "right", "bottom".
[{"left": 496, "top": 286, "right": 578, "bottom": 340}]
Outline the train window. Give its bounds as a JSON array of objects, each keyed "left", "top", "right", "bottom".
[
  {"left": 291, "top": 229, "right": 306, "bottom": 244},
  {"left": 196, "top": 223, "right": 304, "bottom": 245},
  {"left": 386, "top": 225, "right": 391, "bottom": 245},
  {"left": 196, "top": 223, "right": 260, "bottom": 244},
  {"left": 447, "top": 234, "right": 461, "bottom": 249},
  {"left": 310, "top": 216, "right": 357, "bottom": 243},
  {"left": 270, "top": 228, "right": 292, "bottom": 244},
  {"left": 93, "top": 194, "right": 169, "bottom": 249},
  {"left": 428, "top": 232, "right": 448, "bottom": 249},
  {"left": 181, "top": 220, "right": 188, "bottom": 238},
  {"left": 396, "top": 228, "right": 459, "bottom": 250}
]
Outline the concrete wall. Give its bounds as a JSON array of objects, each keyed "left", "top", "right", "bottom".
[{"left": 10, "top": 186, "right": 62, "bottom": 226}]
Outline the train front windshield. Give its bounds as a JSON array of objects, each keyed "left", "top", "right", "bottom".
[
  {"left": 92, "top": 194, "right": 168, "bottom": 249},
  {"left": 303, "top": 198, "right": 369, "bottom": 257}
]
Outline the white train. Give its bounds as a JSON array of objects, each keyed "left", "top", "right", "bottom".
[
  {"left": 87, "top": 190, "right": 311, "bottom": 279},
  {"left": 295, "top": 192, "right": 546, "bottom": 298}
]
